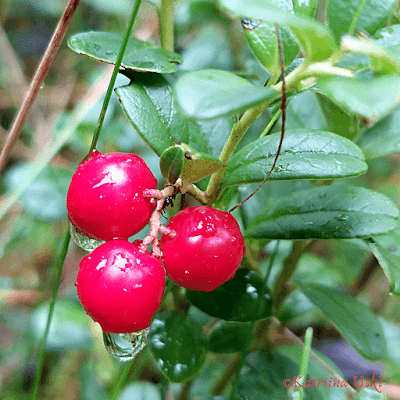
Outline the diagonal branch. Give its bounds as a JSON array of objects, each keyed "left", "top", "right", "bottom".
[{"left": 0, "top": 0, "right": 81, "bottom": 174}]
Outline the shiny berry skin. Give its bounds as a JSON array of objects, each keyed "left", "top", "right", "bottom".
[
  {"left": 67, "top": 151, "right": 157, "bottom": 241},
  {"left": 76, "top": 239, "right": 165, "bottom": 333},
  {"left": 160, "top": 206, "right": 245, "bottom": 292}
]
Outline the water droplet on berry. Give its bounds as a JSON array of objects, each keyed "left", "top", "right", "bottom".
[
  {"left": 69, "top": 222, "right": 105, "bottom": 252},
  {"left": 103, "top": 328, "right": 150, "bottom": 361}
]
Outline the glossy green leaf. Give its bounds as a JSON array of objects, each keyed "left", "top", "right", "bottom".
[
  {"left": 292, "top": 0, "right": 318, "bottom": 18},
  {"left": 341, "top": 35, "right": 400, "bottom": 74},
  {"left": 297, "top": 282, "right": 386, "bottom": 360},
  {"left": 328, "top": 0, "right": 397, "bottom": 42},
  {"left": 236, "top": 349, "right": 333, "bottom": 400},
  {"left": 318, "top": 70, "right": 400, "bottom": 121},
  {"left": 186, "top": 269, "right": 273, "bottom": 322},
  {"left": 356, "top": 106, "right": 400, "bottom": 159},
  {"left": 30, "top": 300, "right": 92, "bottom": 351},
  {"left": 369, "top": 231, "right": 400, "bottom": 296},
  {"left": 174, "top": 69, "right": 278, "bottom": 119},
  {"left": 160, "top": 143, "right": 221, "bottom": 188},
  {"left": 369, "top": 240, "right": 400, "bottom": 295},
  {"left": 116, "top": 73, "right": 190, "bottom": 155},
  {"left": 221, "top": 129, "right": 367, "bottom": 187},
  {"left": 208, "top": 321, "right": 253, "bottom": 353},
  {"left": 219, "top": 0, "right": 337, "bottom": 62},
  {"left": 243, "top": 18, "right": 299, "bottom": 73},
  {"left": 315, "top": 93, "right": 359, "bottom": 140},
  {"left": 68, "top": 32, "right": 181, "bottom": 73},
  {"left": 375, "top": 24, "right": 400, "bottom": 66},
  {"left": 245, "top": 184, "right": 399, "bottom": 239},
  {"left": 148, "top": 312, "right": 208, "bottom": 383},
  {"left": 285, "top": 91, "right": 327, "bottom": 131}
]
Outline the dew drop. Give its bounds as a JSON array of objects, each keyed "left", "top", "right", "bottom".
[
  {"left": 70, "top": 38, "right": 80, "bottom": 46},
  {"left": 69, "top": 222, "right": 105, "bottom": 252},
  {"left": 106, "top": 50, "right": 117, "bottom": 57},
  {"left": 103, "top": 328, "right": 150, "bottom": 361},
  {"left": 93, "top": 44, "right": 101, "bottom": 51},
  {"left": 241, "top": 18, "right": 260, "bottom": 30}
]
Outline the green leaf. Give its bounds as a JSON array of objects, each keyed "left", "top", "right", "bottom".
[
  {"left": 369, "top": 231, "right": 400, "bottom": 296},
  {"left": 245, "top": 184, "right": 399, "bottom": 239},
  {"left": 68, "top": 32, "right": 181, "bottom": 73},
  {"left": 352, "top": 388, "right": 387, "bottom": 400},
  {"left": 369, "top": 240, "right": 400, "bottom": 295},
  {"left": 297, "top": 282, "right": 386, "bottom": 360},
  {"left": 318, "top": 70, "right": 400, "bottom": 121},
  {"left": 186, "top": 269, "right": 273, "bottom": 322},
  {"left": 173, "top": 69, "right": 278, "bottom": 119},
  {"left": 243, "top": 18, "right": 299, "bottom": 73},
  {"left": 341, "top": 35, "right": 400, "bottom": 74},
  {"left": 278, "top": 345, "right": 347, "bottom": 399},
  {"left": 375, "top": 24, "right": 400, "bottom": 67},
  {"left": 236, "top": 350, "right": 328, "bottom": 400},
  {"left": 3, "top": 164, "right": 71, "bottom": 221},
  {"left": 356, "top": 106, "right": 400, "bottom": 159},
  {"left": 159, "top": 143, "right": 221, "bottom": 189},
  {"left": 315, "top": 93, "right": 359, "bottom": 140},
  {"left": 219, "top": 0, "right": 337, "bottom": 62},
  {"left": 328, "top": 0, "right": 397, "bottom": 42},
  {"left": 180, "top": 24, "right": 233, "bottom": 71},
  {"left": 221, "top": 129, "right": 367, "bottom": 187},
  {"left": 208, "top": 321, "right": 253, "bottom": 353},
  {"left": 292, "top": 0, "right": 318, "bottom": 18},
  {"left": 30, "top": 300, "right": 92, "bottom": 350},
  {"left": 148, "top": 312, "right": 208, "bottom": 383},
  {"left": 116, "top": 73, "right": 190, "bottom": 156}
]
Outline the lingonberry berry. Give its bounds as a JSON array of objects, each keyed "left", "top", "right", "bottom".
[
  {"left": 160, "top": 206, "right": 245, "bottom": 292},
  {"left": 76, "top": 239, "right": 165, "bottom": 333},
  {"left": 67, "top": 151, "right": 157, "bottom": 241}
]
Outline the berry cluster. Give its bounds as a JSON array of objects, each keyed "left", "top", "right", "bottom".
[{"left": 67, "top": 151, "right": 245, "bottom": 334}]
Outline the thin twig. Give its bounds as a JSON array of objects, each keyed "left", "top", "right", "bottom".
[
  {"left": 229, "top": 23, "right": 286, "bottom": 213},
  {"left": 0, "top": 0, "right": 81, "bottom": 174}
]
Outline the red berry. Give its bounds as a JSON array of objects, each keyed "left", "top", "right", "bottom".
[
  {"left": 76, "top": 239, "right": 165, "bottom": 333},
  {"left": 160, "top": 206, "right": 245, "bottom": 292},
  {"left": 67, "top": 151, "right": 157, "bottom": 241}
]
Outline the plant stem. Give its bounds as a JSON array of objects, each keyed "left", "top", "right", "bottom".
[
  {"left": 89, "top": 0, "right": 143, "bottom": 152},
  {"left": 205, "top": 103, "right": 272, "bottom": 204},
  {"left": 204, "top": 57, "right": 352, "bottom": 204},
  {"left": 260, "top": 108, "right": 281, "bottom": 138},
  {"left": 31, "top": 231, "right": 71, "bottom": 400},
  {"left": 272, "top": 240, "right": 312, "bottom": 315},
  {"left": 210, "top": 353, "right": 243, "bottom": 395},
  {"left": 296, "top": 327, "right": 313, "bottom": 400},
  {"left": 0, "top": 0, "right": 80, "bottom": 175},
  {"left": 159, "top": 0, "right": 174, "bottom": 52},
  {"left": 348, "top": 0, "right": 368, "bottom": 35}
]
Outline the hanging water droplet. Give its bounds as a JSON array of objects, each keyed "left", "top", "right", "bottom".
[
  {"left": 69, "top": 222, "right": 105, "bottom": 252},
  {"left": 103, "top": 328, "right": 150, "bottom": 361},
  {"left": 241, "top": 18, "right": 260, "bottom": 30}
]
